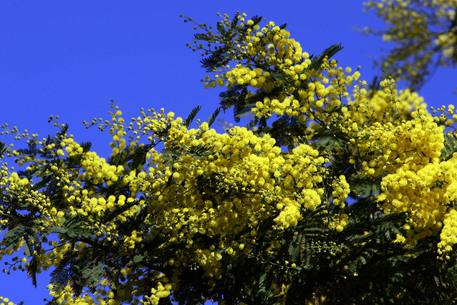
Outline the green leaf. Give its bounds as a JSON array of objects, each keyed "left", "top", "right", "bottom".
[
  {"left": 80, "top": 141, "right": 92, "bottom": 153},
  {"left": 51, "top": 218, "right": 94, "bottom": 240},
  {"left": 313, "top": 135, "right": 343, "bottom": 151},
  {"left": 351, "top": 180, "right": 380, "bottom": 198},
  {"left": 32, "top": 175, "right": 52, "bottom": 191},
  {"left": 441, "top": 133, "right": 457, "bottom": 161},
  {"left": 28, "top": 255, "right": 38, "bottom": 287},
  {"left": 0, "top": 141, "right": 6, "bottom": 156},
  {"left": 310, "top": 44, "right": 343, "bottom": 70},
  {"left": 217, "top": 20, "right": 226, "bottom": 35},
  {"left": 288, "top": 233, "right": 306, "bottom": 262},
  {"left": 49, "top": 226, "right": 68, "bottom": 235},
  {"left": 207, "top": 106, "right": 222, "bottom": 128},
  {"left": 270, "top": 70, "right": 289, "bottom": 82},
  {"left": 184, "top": 105, "right": 202, "bottom": 127},
  {"left": 50, "top": 251, "right": 76, "bottom": 291},
  {"left": 82, "top": 262, "right": 105, "bottom": 288},
  {"left": 133, "top": 254, "right": 144, "bottom": 263},
  {"left": 3, "top": 225, "right": 28, "bottom": 250},
  {"left": 22, "top": 241, "right": 31, "bottom": 257}
]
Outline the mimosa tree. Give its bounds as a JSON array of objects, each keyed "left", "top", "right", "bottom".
[{"left": 1, "top": 8, "right": 457, "bottom": 305}]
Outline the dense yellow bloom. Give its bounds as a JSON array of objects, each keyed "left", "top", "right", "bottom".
[
  {"left": 438, "top": 209, "right": 457, "bottom": 256},
  {"left": 0, "top": 99, "right": 331, "bottom": 303},
  {"left": 379, "top": 154, "right": 457, "bottom": 244},
  {"left": 1, "top": 12, "right": 457, "bottom": 305},
  {"left": 342, "top": 79, "right": 444, "bottom": 177},
  {"left": 200, "top": 13, "right": 358, "bottom": 129},
  {"left": 274, "top": 197, "right": 301, "bottom": 229},
  {"left": 327, "top": 213, "right": 349, "bottom": 232},
  {"left": 331, "top": 175, "right": 350, "bottom": 208},
  {"left": 142, "top": 282, "right": 172, "bottom": 305}
]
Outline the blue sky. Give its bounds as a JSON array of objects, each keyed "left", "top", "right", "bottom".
[{"left": 0, "top": 0, "right": 455, "bottom": 303}]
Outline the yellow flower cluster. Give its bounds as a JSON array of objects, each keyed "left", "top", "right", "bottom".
[
  {"left": 343, "top": 80, "right": 422, "bottom": 127},
  {"left": 195, "top": 248, "right": 224, "bottom": 278},
  {"left": 431, "top": 0, "right": 457, "bottom": 58},
  {"left": 274, "top": 197, "right": 301, "bottom": 229},
  {"left": 249, "top": 58, "right": 358, "bottom": 123},
  {"left": 142, "top": 282, "right": 172, "bottom": 305},
  {"left": 393, "top": 234, "right": 406, "bottom": 244},
  {"left": 123, "top": 230, "right": 143, "bottom": 250},
  {"left": 379, "top": 154, "right": 457, "bottom": 244},
  {"left": 327, "top": 213, "right": 349, "bottom": 232},
  {"left": 341, "top": 80, "right": 444, "bottom": 177},
  {"left": 225, "top": 66, "right": 268, "bottom": 88},
  {"left": 436, "top": 32, "right": 457, "bottom": 59},
  {"left": 47, "top": 283, "right": 119, "bottom": 305},
  {"left": 144, "top": 116, "right": 327, "bottom": 262},
  {"left": 203, "top": 15, "right": 360, "bottom": 127},
  {"left": 2, "top": 13, "right": 457, "bottom": 304},
  {"left": 438, "top": 209, "right": 457, "bottom": 256},
  {"left": 79, "top": 151, "right": 122, "bottom": 185},
  {"left": 0, "top": 100, "right": 338, "bottom": 302},
  {"left": 0, "top": 296, "right": 15, "bottom": 305},
  {"left": 431, "top": 104, "right": 457, "bottom": 127},
  {"left": 2, "top": 170, "right": 53, "bottom": 228},
  {"left": 40, "top": 242, "right": 73, "bottom": 271},
  {"left": 331, "top": 175, "right": 350, "bottom": 208},
  {"left": 62, "top": 137, "right": 84, "bottom": 157},
  {"left": 365, "top": 0, "right": 457, "bottom": 88}
]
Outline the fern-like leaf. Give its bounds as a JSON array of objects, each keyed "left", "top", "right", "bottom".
[
  {"left": 185, "top": 105, "right": 202, "bottom": 127},
  {"left": 310, "top": 44, "right": 343, "bottom": 70},
  {"left": 207, "top": 106, "right": 222, "bottom": 128}
]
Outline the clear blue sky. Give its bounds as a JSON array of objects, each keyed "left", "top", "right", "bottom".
[{"left": 0, "top": 0, "right": 455, "bottom": 303}]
